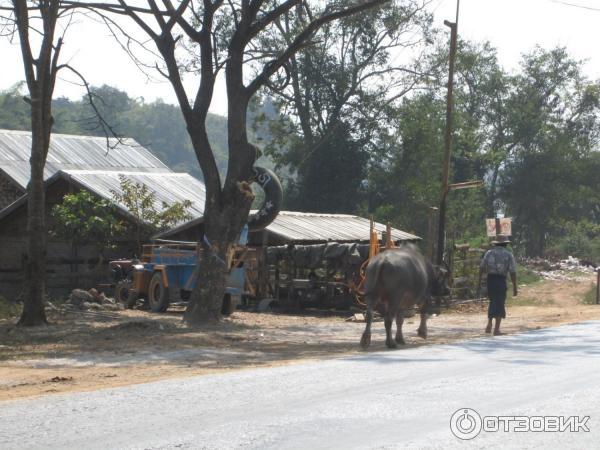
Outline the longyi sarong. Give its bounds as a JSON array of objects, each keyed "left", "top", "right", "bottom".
[{"left": 487, "top": 273, "right": 507, "bottom": 319}]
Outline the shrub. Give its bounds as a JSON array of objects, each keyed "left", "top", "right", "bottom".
[
  {"left": 546, "top": 221, "right": 600, "bottom": 261},
  {"left": 0, "top": 296, "right": 21, "bottom": 321}
]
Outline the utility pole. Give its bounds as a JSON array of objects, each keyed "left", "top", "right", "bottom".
[{"left": 436, "top": 0, "right": 460, "bottom": 267}]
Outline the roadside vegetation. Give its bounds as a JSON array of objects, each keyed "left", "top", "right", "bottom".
[
  {"left": 583, "top": 285, "right": 599, "bottom": 305},
  {"left": 2, "top": 45, "right": 598, "bottom": 264},
  {"left": 0, "top": 296, "right": 21, "bottom": 321},
  {"left": 0, "top": 1, "right": 598, "bottom": 326},
  {"left": 517, "top": 267, "right": 543, "bottom": 286}
]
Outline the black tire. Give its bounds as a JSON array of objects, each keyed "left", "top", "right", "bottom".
[
  {"left": 247, "top": 166, "right": 283, "bottom": 231},
  {"left": 115, "top": 281, "right": 136, "bottom": 309},
  {"left": 148, "top": 272, "right": 170, "bottom": 312}
]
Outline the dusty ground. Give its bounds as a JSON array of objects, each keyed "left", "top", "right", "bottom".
[{"left": 1, "top": 272, "right": 598, "bottom": 402}]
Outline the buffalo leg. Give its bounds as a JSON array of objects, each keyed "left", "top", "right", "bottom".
[
  {"left": 417, "top": 313, "right": 428, "bottom": 339},
  {"left": 395, "top": 311, "right": 405, "bottom": 345},
  {"left": 385, "top": 301, "right": 399, "bottom": 349},
  {"left": 360, "top": 300, "right": 374, "bottom": 349},
  {"left": 384, "top": 312, "right": 396, "bottom": 349}
]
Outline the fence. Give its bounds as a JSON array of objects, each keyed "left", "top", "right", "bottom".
[
  {"left": 449, "top": 244, "right": 485, "bottom": 300},
  {"left": 0, "top": 239, "right": 131, "bottom": 300}
]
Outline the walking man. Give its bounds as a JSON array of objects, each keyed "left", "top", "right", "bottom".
[{"left": 478, "top": 235, "right": 518, "bottom": 335}]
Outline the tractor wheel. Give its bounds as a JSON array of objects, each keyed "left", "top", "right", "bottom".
[
  {"left": 115, "top": 281, "right": 137, "bottom": 309},
  {"left": 148, "top": 272, "right": 170, "bottom": 312}
]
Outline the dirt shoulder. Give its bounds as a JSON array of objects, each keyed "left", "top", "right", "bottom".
[{"left": 1, "top": 274, "right": 599, "bottom": 402}]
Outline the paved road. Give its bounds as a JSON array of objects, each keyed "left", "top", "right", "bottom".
[{"left": 2, "top": 321, "right": 600, "bottom": 449}]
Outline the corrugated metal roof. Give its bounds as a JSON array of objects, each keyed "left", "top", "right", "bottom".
[
  {"left": 158, "top": 211, "right": 420, "bottom": 243},
  {"left": 265, "top": 211, "right": 420, "bottom": 243},
  {"left": 0, "top": 169, "right": 206, "bottom": 225},
  {"left": 0, "top": 129, "right": 171, "bottom": 189},
  {"left": 61, "top": 170, "right": 206, "bottom": 221}
]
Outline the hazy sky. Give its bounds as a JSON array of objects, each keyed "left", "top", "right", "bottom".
[{"left": 1, "top": 0, "right": 599, "bottom": 116}]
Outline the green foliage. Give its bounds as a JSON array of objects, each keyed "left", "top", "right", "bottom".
[
  {"left": 499, "top": 48, "right": 600, "bottom": 257},
  {"left": 255, "top": 0, "right": 434, "bottom": 213},
  {"left": 111, "top": 175, "right": 192, "bottom": 248},
  {"left": 505, "top": 268, "right": 544, "bottom": 306},
  {"left": 0, "top": 85, "right": 232, "bottom": 181},
  {"left": 506, "top": 295, "right": 544, "bottom": 307},
  {"left": 546, "top": 221, "right": 600, "bottom": 260},
  {"left": 50, "top": 178, "right": 192, "bottom": 251},
  {"left": 0, "top": 296, "right": 21, "bottom": 321},
  {"left": 0, "top": 83, "right": 30, "bottom": 129},
  {"left": 582, "top": 284, "right": 598, "bottom": 305},
  {"left": 367, "top": 92, "right": 445, "bottom": 235},
  {"left": 517, "top": 266, "right": 543, "bottom": 286},
  {"left": 368, "top": 43, "right": 600, "bottom": 258},
  {"left": 51, "top": 190, "right": 123, "bottom": 247},
  {"left": 284, "top": 122, "right": 369, "bottom": 213},
  {"left": 3, "top": 39, "right": 599, "bottom": 262}
]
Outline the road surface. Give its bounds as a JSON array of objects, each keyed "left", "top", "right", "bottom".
[{"left": 2, "top": 321, "right": 600, "bottom": 449}]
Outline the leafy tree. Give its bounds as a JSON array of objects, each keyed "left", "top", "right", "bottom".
[
  {"left": 2, "top": 1, "right": 120, "bottom": 325},
  {"left": 2, "top": 0, "right": 66, "bottom": 325},
  {"left": 111, "top": 175, "right": 193, "bottom": 252},
  {"left": 87, "top": 0, "right": 390, "bottom": 324},
  {"left": 51, "top": 190, "right": 124, "bottom": 247},
  {"left": 51, "top": 179, "right": 193, "bottom": 256},
  {"left": 366, "top": 92, "right": 445, "bottom": 236},
  {"left": 50, "top": 191, "right": 124, "bottom": 270},
  {"left": 0, "top": 83, "right": 30, "bottom": 129},
  {"left": 366, "top": 42, "right": 600, "bottom": 259},
  {"left": 500, "top": 48, "right": 600, "bottom": 256},
  {"left": 255, "top": 0, "right": 433, "bottom": 212}
]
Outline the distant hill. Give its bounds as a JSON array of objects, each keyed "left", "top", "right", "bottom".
[{"left": 0, "top": 84, "right": 273, "bottom": 181}]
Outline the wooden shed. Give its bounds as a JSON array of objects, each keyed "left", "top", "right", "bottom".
[
  {"left": 0, "top": 129, "right": 206, "bottom": 299},
  {"left": 158, "top": 212, "right": 421, "bottom": 304}
]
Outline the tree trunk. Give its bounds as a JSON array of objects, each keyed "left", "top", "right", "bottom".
[
  {"left": 12, "top": 0, "right": 63, "bottom": 326},
  {"left": 183, "top": 43, "right": 256, "bottom": 325},
  {"left": 184, "top": 184, "right": 253, "bottom": 325},
  {"left": 184, "top": 246, "right": 228, "bottom": 323},
  {"left": 19, "top": 124, "right": 48, "bottom": 326}
]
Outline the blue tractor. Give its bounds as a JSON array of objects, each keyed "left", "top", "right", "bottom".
[
  {"left": 111, "top": 165, "right": 283, "bottom": 314},
  {"left": 113, "top": 227, "right": 248, "bottom": 314}
]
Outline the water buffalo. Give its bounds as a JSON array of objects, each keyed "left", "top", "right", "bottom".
[{"left": 360, "top": 245, "right": 449, "bottom": 349}]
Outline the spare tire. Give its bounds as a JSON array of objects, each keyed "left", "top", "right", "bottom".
[{"left": 247, "top": 166, "right": 283, "bottom": 231}]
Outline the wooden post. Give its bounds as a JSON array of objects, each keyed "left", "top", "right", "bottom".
[
  {"left": 386, "top": 223, "right": 393, "bottom": 249},
  {"left": 596, "top": 269, "right": 599, "bottom": 305},
  {"left": 369, "top": 217, "right": 378, "bottom": 259},
  {"left": 436, "top": 0, "right": 460, "bottom": 267},
  {"left": 259, "top": 230, "right": 269, "bottom": 298},
  {"left": 427, "top": 207, "right": 438, "bottom": 261}
]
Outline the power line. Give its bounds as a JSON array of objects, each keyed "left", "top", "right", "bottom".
[{"left": 550, "top": 0, "right": 600, "bottom": 12}]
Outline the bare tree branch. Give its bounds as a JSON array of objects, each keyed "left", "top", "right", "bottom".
[{"left": 57, "top": 63, "right": 127, "bottom": 149}]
